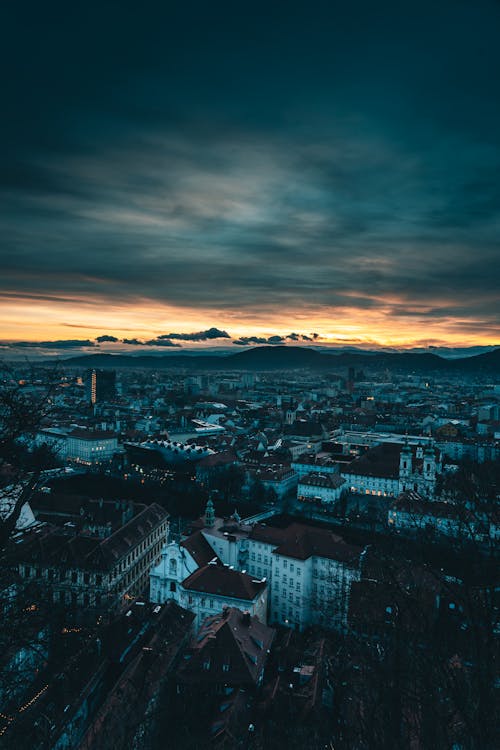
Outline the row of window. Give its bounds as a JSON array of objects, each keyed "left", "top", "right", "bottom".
[{"left": 23, "top": 566, "right": 104, "bottom": 586}]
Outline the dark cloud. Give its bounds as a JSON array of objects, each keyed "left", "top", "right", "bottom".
[
  {"left": 95, "top": 334, "right": 118, "bottom": 342},
  {"left": 232, "top": 337, "right": 269, "bottom": 346},
  {"left": 6, "top": 339, "right": 96, "bottom": 349},
  {"left": 144, "top": 339, "right": 181, "bottom": 347},
  {"left": 1, "top": 1, "right": 499, "bottom": 341},
  {"left": 232, "top": 332, "right": 319, "bottom": 347},
  {"left": 122, "top": 338, "right": 142, "bottom": 345},
  {"left": 159, "top": 328, "right": 230, "bottom": 341}
]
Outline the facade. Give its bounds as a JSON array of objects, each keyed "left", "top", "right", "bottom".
[
  {"left": 297, "top": 472, "right": 346, "bottom": 505},
  {"left": 176, "top": 606, "right": 275, "bottom": 691},
  {"left": 12, "top": 503, "right": 169, "bottom": 614},
  {"left": 193, "top": 514, "right": 364, "bottom": 632},
  {"left": 150, "top": 547, "right": 268, "bottom": 629},
  {"left": 341, "top": 441, "right": 441, "bottom": 500},
  {"left": 291, "top": 453, "right": 341, "bottom": 479},
  {"left": 66, "top": 429, "right": 119, "bottom": 464},
  {"left": 253, "top": 466, "right": 298, "bottom": 499},
  {"left": 84, "top": 368, "right": 116, "bottom": 405},
  {"left": 398, "top": 442, "right": 441, "bottom": 498},
  {"left": 35, "top": 428, "right": 119, "bottom": 464}
]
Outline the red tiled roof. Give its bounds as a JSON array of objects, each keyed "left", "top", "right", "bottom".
[
  {"left": 344, "top": 442, "right": 401, "bottom": 479},
  {"left": 299, "top": 472, "right": 346, "bottom": 489},
  {"left": 181, "top": 563, "right": 266, "bottom": 600},
  {"left": 177, "top": 607, "right": 274, "bottom": 686},
  {"left": 181, "top": 530, "right": 220, "bottom": 566},
  {"left": 271, "top": 523, "right": 362, "bottom": 564},
  {"left": 196, "top": 450, "right": 238, "bottom": 468}
]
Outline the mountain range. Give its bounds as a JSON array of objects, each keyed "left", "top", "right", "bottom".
[{"left": 58, "top": 345, "right": 500, "bottom": 373}]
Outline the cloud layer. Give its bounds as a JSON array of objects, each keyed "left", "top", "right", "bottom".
[{"left": 1, "top": 1, "right": 499, "bottom": 345}]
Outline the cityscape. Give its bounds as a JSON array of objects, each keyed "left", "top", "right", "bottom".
[{"left": 1, "top": 2, "right": 499, "bottom": 749}]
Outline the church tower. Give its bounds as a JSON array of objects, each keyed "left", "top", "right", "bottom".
[
  {"left": 422, "top": 445, "right": 437, "bottom": 498},
  {"left": 399, "top": 442, "right": 412, "bottom": 493}
]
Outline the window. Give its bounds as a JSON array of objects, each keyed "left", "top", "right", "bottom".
[
  {"left": 170, "top": 581, "right": 176, "bottom": 592},
  {"left": 290, "top": 563, "right": 294, "bottom": 573},
  {"left": 71, "top": 572, "right": 78, "bottom": 584},
  {"left": 283, "top": 560, "right": 287, "bottom": 569},
  {"left": 84, "top": 573, "right": 90, "bottom": 584},
  {"left": 24, "top": 566, "right": 31, "bottom": 578},
  {"left": 169, "top": 558, "right": 177, "bottom": 574},
  {"left": 96, "top": 574, "right": 102, "bottom": 585}
]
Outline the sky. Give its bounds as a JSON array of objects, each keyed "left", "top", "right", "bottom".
[{"left": 1, "top": 0, "right": 499, "bottom": 356}]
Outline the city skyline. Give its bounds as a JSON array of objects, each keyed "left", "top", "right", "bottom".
[{"left": 2, "top": 1, "right": 500, "bottom": 352}]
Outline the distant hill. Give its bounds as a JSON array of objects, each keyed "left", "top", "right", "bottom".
[{"left": 59, "top": 345, "right": 500, "bottom": 373}]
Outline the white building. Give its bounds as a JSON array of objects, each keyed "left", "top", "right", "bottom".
[
  {"left": 291, "top": 453, "right": 341, "bottom": 479},
  {"left": 251, "top": 466, "right": 298, "bottom": 499},
  {"left": 36, "top": 427, "right": 119, "bottom": 464},
  {"left": 297, "top": 472, "right": 346, "bottom": 506},
  {"left": 66, "top": 429, "right": 118, "bottom": 464},
  {"left": 189, "top": 511, "right": 364, "bottom": 633},
  {"left": 341, "top": 441, "right": 441, "bottom": 500},
  {"left": 149, "top": 534, "right": 268, "bottom": 630}
]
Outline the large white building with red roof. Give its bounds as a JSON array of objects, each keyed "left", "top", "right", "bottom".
[
  {"left": 149, "top": 529, "right": 268, "bottom": 628},
  {"left": 184, "top": 510, "right": 365, "bottom": 632}
]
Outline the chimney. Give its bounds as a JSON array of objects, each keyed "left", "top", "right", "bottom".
[{"left": 241, "top": 610, "right": 251, "bottom": 626}]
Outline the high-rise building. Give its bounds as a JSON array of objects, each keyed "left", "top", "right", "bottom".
[{"left": 85, "top": 369, "right": 116, "bottom": 405}]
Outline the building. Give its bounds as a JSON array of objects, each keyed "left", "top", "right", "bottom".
[
  {"left": 149, "top": 529, "right": 220, "bottom": 602},
  {"left": 176, "top": 606, "right": 275, "bottom": 691},
  {"left": 65, "top": 429, "right": 119, "bottom": 464},
  {"left": 185, "top": 510, "right": 365, "bottom": 632},
  {"left": 36, "top": 427, "right": 119, "bottom": 465},
  {"left": 172, "top": 607, "right": 275, "bottom": 746},
  {"left": 341, "top": 441, "right": 441, "bottom": 500},
  {"left": 150, "top": 549, "right": 268, "bottom": 629},
  {"left": 297, "top": 472, "right": 346, "bottom": 506},
  {"left": 251, "top": 465, "right": 298, "bottom": 499},
  {"left": 291, "top": 453, "right": 341, "bottom": 479},
  {"left": 2, "top": 600, "right": 195, "bottom": 750},
  {"left": 11, "top": 503, "right": 169, "bottom": 615},
  {"left": 387, "top": 491, "right": 490, "bottom": 542},
  {"left": 398, "top": 441, "right": 441, "bottom": 498},
  {"left": 85, "top": 368, "right": 116, "bottom": 405},
  {"left": 253, "top": 523, "right": 363, "bottom": 631},
  {"left": 195, "top": 449, "right": 239, "bottom": 485}
]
